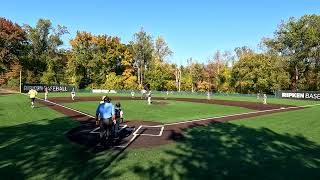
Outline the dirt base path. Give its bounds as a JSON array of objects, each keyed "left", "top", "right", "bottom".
[{"left": 40, "top": 96, "right": 304, "bottom": 149}]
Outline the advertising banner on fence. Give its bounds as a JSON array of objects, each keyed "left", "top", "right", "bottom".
[
  {"left": 278, "top": 91, "right": 320, "bottom": 100},
  {"left": 22, "top": 84, "right": 75, "bottom": 93}
]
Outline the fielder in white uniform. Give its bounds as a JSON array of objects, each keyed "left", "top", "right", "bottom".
[
  {"left": 147, "top": 91, "right": 152, "bottom": 105},
  {"left": 263, "top": 94, "right": 267, "bottom": 104},
  {"left": 207, "top": 92, "right": 211, "bottom": 100},
  {"left": 44, "top": 87, "right": 48, "bottom": 101},
  {"left": 71, "top": 88, "right": 76, "bottom": 101}
]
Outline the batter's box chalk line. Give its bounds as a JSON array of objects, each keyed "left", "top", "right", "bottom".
[
  {"left": 114, "top": 125, "right": 165, "bottom": 148},
  {"left": 133, "top": 125, "right": 165, "bottom": 137},
  {"left": 89, "top": 125, "right": 128, "bottom": 134}
]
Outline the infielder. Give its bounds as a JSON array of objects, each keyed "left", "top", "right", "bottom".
[
  {"left": 141, "top": 89, "right": 146, "bottom": 99},
  {"left": 263, "top": 94, "right": 267, "bottom": 104},
  {"left": 28, "top": 88, "right": 38, "bottom": 108},
  {"left": 44, "top": 87, "right": 48, "bottom": 101},
  {"left": 71, "top": 88, "right": 76, "bottom": 101},
  {"left": 147, "top": 90, "right": 152, "bottom": 104},
  {"left": 207, "top": 92, "right": 211, "bottom": 100}
]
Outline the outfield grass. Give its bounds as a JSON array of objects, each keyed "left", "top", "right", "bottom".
[
  {"left": 34, "top": 91, "right": 320, "bottom": 106},
  {"left": 63, "top": 100, "right": 251, "bottom": 123},
  {"left": 1, "top": 93, "right": 320, "bottom": 179}
]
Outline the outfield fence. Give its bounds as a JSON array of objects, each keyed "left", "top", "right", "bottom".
[
  {"left": 77, "top": 89, "right": 276, "bottom": 98},
  {"left": 21, "top": 83, "right": 320, "bottom": 101}
]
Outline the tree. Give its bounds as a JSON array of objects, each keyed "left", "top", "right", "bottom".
[
  {"left": 153, "top": 36, "right": 173, "bottom": 65},
  {"left": 68, "top": 32, "right": 136, "bottom": 89},
  {"left": 231, "top": 52, "right": 290, "bottom": 94},
  {"left": 130, "top": 28, "right": 153, "bottom": 87},
  {"left": 217, "top": 65, "right": 232, "bottom": 92},
  {"left": 264, "top": 14, "right": 320, "bottom": 90},
  {"left": 234, "top": 46, "right": 254, "bottom": 59},
  {"left": 0, "top": 17, "right": 27, "bottom": 86},
  {"left": 24, "top": 19, "right": 68, "bottom": 84}
]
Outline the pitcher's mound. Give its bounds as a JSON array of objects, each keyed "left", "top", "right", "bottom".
[{"left": 152, "top": 101, "right": 169, "bottom": 105}]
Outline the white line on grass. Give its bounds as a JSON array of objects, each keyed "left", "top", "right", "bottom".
[
  {"left": 163, "top": 103, "right": 320, "bottom": 126},
  {"left": 45, "top": 100, "right": 95, "bottom": 118},
  {"left": 22, "top": 93, "right": 96, "bottom": 118}
]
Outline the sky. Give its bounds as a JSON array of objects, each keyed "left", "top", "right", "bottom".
[{"left": 1, "top": 0, "right": 320, "bottom": 65}]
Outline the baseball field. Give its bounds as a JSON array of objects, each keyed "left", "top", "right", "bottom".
[{"left": 1, "top": 91, "right": 320, "bottom": 179}]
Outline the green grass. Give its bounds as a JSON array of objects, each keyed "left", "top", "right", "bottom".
[
  {"left": 0, "top": 94, "right": 123, "bottom": 179},
  {"left": 33, "top": 91, "right": 320, "bottom": 106},
  {"left": 63, "top": 100, "right": 251, "bottom": 123},
  {"left": 1, "top": 93, "right": 320, "bottom": 179},
  {"left": 112, "top": 105, "right": 320, "bottom": 179},
  {"left": 0, "top": 94, "right": 68, "bottom": 126}
]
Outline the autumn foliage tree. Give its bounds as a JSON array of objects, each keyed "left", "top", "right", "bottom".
[
  {"left": 68, "top": 32, "right": 137, "bottom": 89},
  {"left": 0, "top": 17, "right": 27, "bottom": 86},
  {"left": 1, "top": 15, "right": 319, "bottom": 94}
]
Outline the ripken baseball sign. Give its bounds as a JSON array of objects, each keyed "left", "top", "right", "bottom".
[
  {"left": 279, "top": 91, "right": 320, "bottom": 100},
  {"left": 22, "top": 84, "right": 75, "bottom": 93}
]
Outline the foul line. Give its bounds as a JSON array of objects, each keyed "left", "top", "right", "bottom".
[
  {"left": 22, "top": 93, "right": 96, "bottom": 119},
  {"left": 163, "top": 103, "right": 320, "bottom": 126}
]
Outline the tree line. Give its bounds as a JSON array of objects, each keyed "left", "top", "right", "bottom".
[{"left": 1, "top": 14, "right": 319, "bottom": 94}]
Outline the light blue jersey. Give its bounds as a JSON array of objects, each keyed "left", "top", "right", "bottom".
[{"left": 96, "top": 103, "right": 115, "bottom": 119}]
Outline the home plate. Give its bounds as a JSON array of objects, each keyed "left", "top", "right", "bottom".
[{"left": 280, "top": 107, "right": 285, "bottom": 109}]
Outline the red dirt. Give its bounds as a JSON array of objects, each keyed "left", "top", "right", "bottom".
[{"left": 40, "top": 96, "right": 304, "bottom": 149}]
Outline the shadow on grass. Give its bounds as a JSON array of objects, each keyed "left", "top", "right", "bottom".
[
  {"left": 0, "top": 117, "right": 127, "bottom": 179},
  {"left": 133, "top": 122, "right": 320, "bottom": 180}
]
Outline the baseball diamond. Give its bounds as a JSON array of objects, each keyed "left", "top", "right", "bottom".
[
  {"left": 2, "top": 3, "right": 320, "bottom": 179},
  {"left": 36, "top": 96, "right": 305, "bottom": 149}
]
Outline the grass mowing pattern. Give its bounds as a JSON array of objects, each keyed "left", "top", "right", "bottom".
[
  {"left": 63, "top": 100, "right": 251, "bottom": 123},
  {"left": 1, "top": 94, "right": 320, "bottom": 179}
]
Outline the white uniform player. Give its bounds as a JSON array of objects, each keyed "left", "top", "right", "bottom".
[
  {"left": 263, "top": 94, "right": 267, "bottom": 104},
  {"left": 71, "top": 88, "right": 76, "bottom": 101},
  {"left": 207, "top": 92, "right": 211, "bottom": 100},
  {"left": 147, "top": 91, "right": 152, "bottom": 104},
  {"left": 44, "top": 87, "right": 48, "bottom": 101}
]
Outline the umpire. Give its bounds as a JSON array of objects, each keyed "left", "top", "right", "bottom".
[{"left": 95, "top": 96, "right": 115, "bottom": 146}]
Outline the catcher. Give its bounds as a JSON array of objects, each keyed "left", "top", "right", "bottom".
[{"left": 114, "top": 102, "right": 124, "bottom": 138}]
